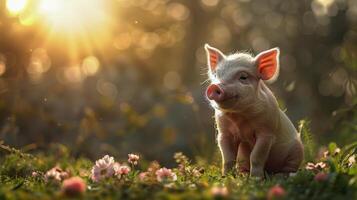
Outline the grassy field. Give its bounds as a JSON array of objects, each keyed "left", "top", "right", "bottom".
[{"left": 0, "top": 136, "right": 356, "bottom": 200}]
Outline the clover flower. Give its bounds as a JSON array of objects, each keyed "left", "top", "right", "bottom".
[
  {"left": 334, "top": 148, "right": 341, "bottom": 155},
  {"left": 155, "top": 167, "right": 177, "bottom": 182},
  {"left": 113, "top": 162, "right": 121, "bottom": 172},
  {"left": 45, "top": 167, "right": 62, "bottom": 183},
  {"left": 267, "top": 185, "right": 286, "bottom": 200},
  {"left": 348, "top": 155, "right": 356, "bottom": 167},
  {"left": 305, "top": 162, "right": 327, "bottom": 173},
  {"left": 138, "top": 172, "right": 149, "bottom": 182},
  {"left": 305, "top": 162, "right": 316, "bottom": 170},
  {"left": 323, "top": 148, "right": 341, "bottom": 158},
  {"left": 32, "top": 171, "right": 39, "bottom": 178},
  {"left": 128, "top": 154, "right": 140, "bottom": 165},
  {"left": 315, "top": 162, "right": 327, "bottom": 170},
  {"left": 174, "top": 152, "right": 189, "bottom": 165},
  {"left": 62, "top": 177, "right": 86, "bottom": 196},
  {"left": 44, "top": 167, "right": 68, "bottom": 183},
  {"left": 115, "top": 164, "right": 131, "bottom": 178},
  {"left": 91, "top": 155, "right": 115, "bottom": 182}
]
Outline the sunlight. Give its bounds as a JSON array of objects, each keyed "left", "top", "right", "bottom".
[
  {"left": 6, "top": 0, "right": 28, "bottom": 15},
  {"left": 31, "top": 0, "right": 114, "bottom": 62},
  {"left": 37, "top": 0, "right": 110, "bottom": 34},
  {"left": 5, "top": 0, "right": 113, "bottom": 58}
]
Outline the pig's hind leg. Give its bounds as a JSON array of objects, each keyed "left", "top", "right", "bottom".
[{"left": 280, "top": 140, "right": 304, "bottom": 173}]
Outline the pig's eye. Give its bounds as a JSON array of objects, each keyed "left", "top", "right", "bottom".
[{"left": 238, "top": 73, "right": 249, "bottom": 82}]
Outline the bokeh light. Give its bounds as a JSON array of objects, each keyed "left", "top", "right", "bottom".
[
  {"left": 0, "top": 55, "right": 6, "bottom": 76},
  {"left": 26, "top": 48, "right": 51, "bottom": 82},
  {"left": 201, "top": 0, "right": 220, "bottom": 7},
  {"left": 6, "top": 0, "right": 28, "bottom": 15},
  {"left": 82, "top": 56, "right": 100, "bottom": 76},
  {"left": 96, "top": 79, "right": 118, "bottom": 100},
  {"left": 64, "top": 65, "right": 83, "bottom": 83}
]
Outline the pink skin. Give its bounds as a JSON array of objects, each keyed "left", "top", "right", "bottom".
[
  {"left": 206, "top": 84, "right": 225, "bottom": 102},
  {"left": 204, "top": 44, "right": 303, "bottom": 178}
]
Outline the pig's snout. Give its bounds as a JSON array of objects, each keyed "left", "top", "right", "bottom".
[{"left": 206, "top": 84, "right": 225, "bottom": 102}]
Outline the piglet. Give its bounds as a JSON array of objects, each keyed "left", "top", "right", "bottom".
[{"left": 204, "top": 44, "right": 303, "bottom": 178}]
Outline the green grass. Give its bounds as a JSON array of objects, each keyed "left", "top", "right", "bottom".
[
  {"left": 0, "top": 141, "right": 356, "bottom": 200},
  {"left": 1, "top": 119, "right": 357, "bottom": 200}
]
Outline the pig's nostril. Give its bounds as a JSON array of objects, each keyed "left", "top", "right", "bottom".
[{"left": 206, "top": 84, "right": 224, "bottom": 101}]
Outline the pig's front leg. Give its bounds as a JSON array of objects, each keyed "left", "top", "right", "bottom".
[
  {"left": 250, "top": 134, "right": 275, "bottom": 178},
  {"left": 216, "top": 117, "right": 239, "bottom": 175},
  {"left": 217, "top": 132, "right": 239, "bottom": 175}
]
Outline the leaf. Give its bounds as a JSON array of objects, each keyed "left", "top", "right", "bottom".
[
  {"left": 11, "top": 181, "right": 24, "bottom": 191},
  {"left": 299, "top": 119, "right": 316, "bottom": 162}
]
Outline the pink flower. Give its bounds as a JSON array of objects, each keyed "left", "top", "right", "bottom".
[
  {"left": 155, "top": 167, "right": 177, "bottom": 182},
  {"left": 267, "top": 185, "right": 286, "bottom": 200},
  {"left": 32, "top": 171, "right": 39, "bottom": 177},
  {"left": 210, "top": 186, "right": 228, "bottom": 197},
  {"left": 305, "top": 162, "right": 316, "bottom": 170},
  {"left": 62, "top": 177, "right": 86, "bottom": 196},
  {"left": 315, "top": 162, "right": 327, "bottom": 170},
  {"left": 314, "top": 172, "right": 328, "bottom": 182},
  {"left": 91, "top": 155, "right": 115, "bottom": 182},
  {"left": 128, "top": 154, "right": 140, "bottom": 165},
  {"left": 305, "top": 162, "right": 327, "bottom": 173},
  {"left": 138, "top": 172, "right": 148, "bottom": 182},
  {"left": 115, "top": 165, "right": 131, "bottom": 178},
  {"left": 44, "top": 167, "right": 69, "bottom": 183},
  {"left": 45, "top": 168, "right": 62, "bottom": 183}
]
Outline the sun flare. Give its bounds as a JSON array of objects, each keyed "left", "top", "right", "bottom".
[
  {"left": 37, "top": 0, "right": 111, "bottom": 35},
  {"left": 6, "top": 0, "right": 28, "bottom": 15}
]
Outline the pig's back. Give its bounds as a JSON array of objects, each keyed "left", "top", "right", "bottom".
[{"left": 276, "top": 110, "right": 299, "bottom": 143}]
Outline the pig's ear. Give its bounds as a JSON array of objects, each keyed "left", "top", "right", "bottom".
[
  {"left": 255, "top": 47, "right": 280, "bottom": 82},
  {"left": 204, "top": 44, "right": 225, "bottom": 73}
]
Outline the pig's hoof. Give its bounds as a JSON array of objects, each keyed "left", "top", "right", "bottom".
[
  {"left": 222, "top": 169, "right": 235, "bottom": 177},
  {"left": 222, "top": 161, "right": 236, "bottom": 175},
  {"left": 250, "top": 168, "right": 265, "bottom": 179}
]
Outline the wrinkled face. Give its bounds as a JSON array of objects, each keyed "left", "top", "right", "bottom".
[{"left": 204, "top": 44, "right": 280, "bottom": 112}]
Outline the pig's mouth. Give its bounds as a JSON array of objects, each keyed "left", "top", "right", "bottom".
[
  {"left": 221, "top": 95, "right": 239, "bottom": 102},
  {"left": 213, "top": 95, "right": 240, "bottom": 111}
]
